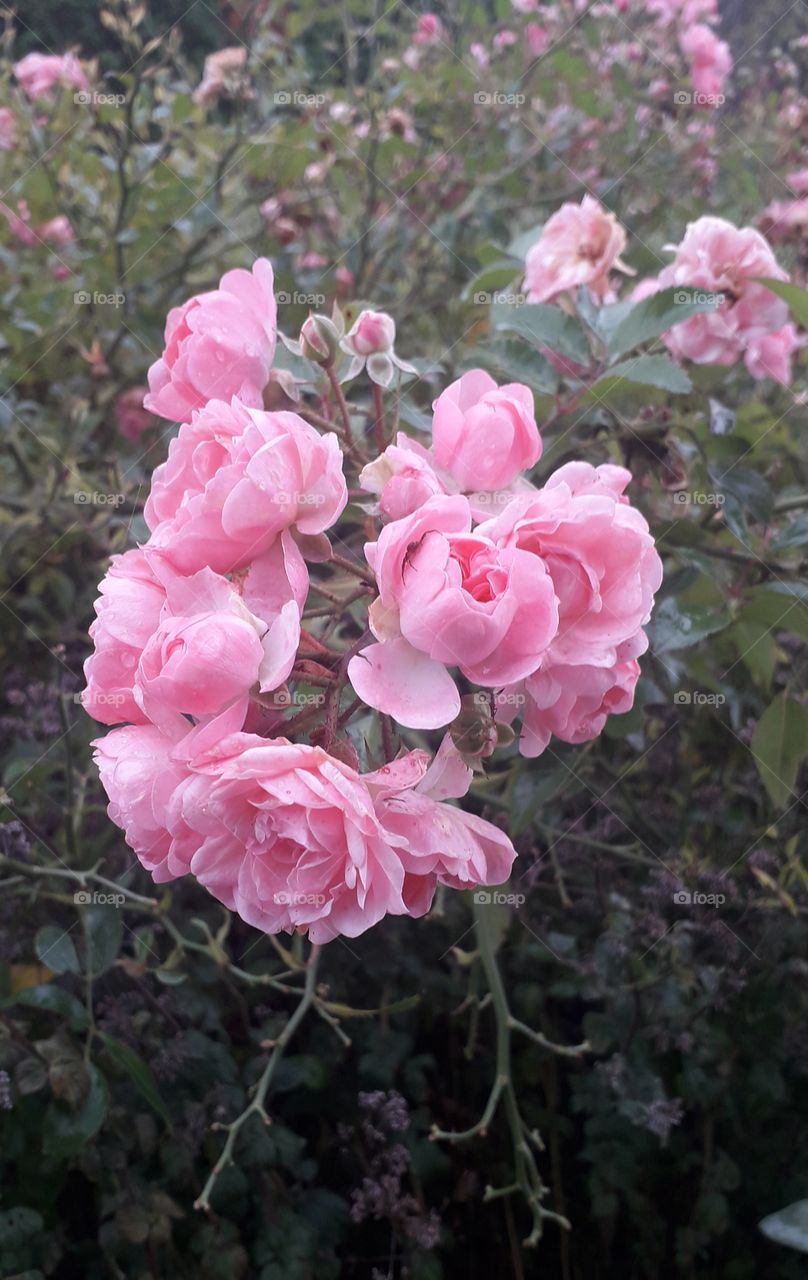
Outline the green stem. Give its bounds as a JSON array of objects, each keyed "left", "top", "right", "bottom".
[
  {"left": 432, "top": 899, "right": 572, "bottom": 1246},
  {"left": 194, "top": 943, "right": 322, "bottom": 1212}
]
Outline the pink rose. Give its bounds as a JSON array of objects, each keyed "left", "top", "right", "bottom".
[
  {"left": 83, "top": 535, "right": 308, "bottom": 727},
  {"left": 83, "top": 549, "right": 166, "bottom": 726},
  {"left": 93, "top": 724, "right": 517, "bottom": 938},
  {"left": 14, "top": 52, "right": 89, "bottom": 101},
  {"left": 478, "top": 462, "right": 662, "bottom": 668},
  {"left": 193, "top": 46, "right": 249, "bottom": 106},
  {"left": 360, "top": 433, "right": 449, "bottom": 520},
  {"left": 744, "top": 325, "right": 800, "bottom": 386},
  {"left": 1, "top": 200, "right": 37, "bottom": 246},
  {"left": 680, "top": 24, "right": 731, "bottom": 104},
  {"left": 93, "top": 721, "right": 190, "bottom": 882},
  {"left": 524, "top": 196, "right": 629, "bottom": 303},
  {"left": 366, "top": 746, "right": 517, "bottom": 902},
  {"left": 115, "top": 386, "right": 154, "bottom": 442},
  {"left": 525, "top": 24, "right": 549, "bottom": 57},
  {"left": 37, "top": 215, "right": 74, "bottom": 246},
  {"left": 413, "top": 13, "right": 444, "bottom": 44},
  {"left": 431, "top": 369, "right": 541, "bottom": 492},
  {"left": 348, "top": 495, "right": 558, "bottom": 728},
  {"left": 144, "top": 398, "right": 347, "bottom": 574},
  {"left": 0, "top": 108, "right": 17, "bottom": 151},
  {"left": 502, "top": 654, "right": 641, "bottom": 757},
  {"left": 144, "top": 259, "right": 277, "bottom": 423},
  {"left": 657, "top": 217, "right": 789, "bottom": 367}
]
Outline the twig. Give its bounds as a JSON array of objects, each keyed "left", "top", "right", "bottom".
[{"left": 194, "top": 943, "right": 322, "bottom": 1212}]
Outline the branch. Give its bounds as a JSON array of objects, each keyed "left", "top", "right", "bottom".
[{"left": 194, "top": 942, "right": 322, "bottom": 1212}]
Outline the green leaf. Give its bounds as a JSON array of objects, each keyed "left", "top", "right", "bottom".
[
  {"left": 709, "top": 464, "right": 773, "bottom": 540},
  {"left": 464, "top": 337, "right": 558, "bottom": 394},
  {"left": 759, "top": 1199, "right": 808, "bottom": 1253},
  {"left": 751, "top": 695, "right": 808, "bottom": 808},
  {"left": 464, "top": 261, "right": 522, "bottom": 301},
  {"left": 101, "top": 1033, "right": 173, "bottom": 1129},
  {"left": 742, "top": 588, "right": 808, "bottom": 644},
  {"left": 491, "top": 300, "right": 590, "bottom": 363},
  {"left": 647, "top": 598, "right": 729, "bottom": 654},
  {"left": 82, "top": 903, "right": 123, "bottom": 977},
  {"left": 591, "top": 354, "right": 692, "bottom": 396},
  {"left": 771, "top": 513, "right": 808, "bottom": 551},
  {"left": 34, "top": 925, "right": 80, "bottom": 975},
  {"left": 5, "top": 983, "right": 88, "bottom": 1030},
  {"left": 607, "top": 285, "right": 723, "bottom": 359},
  {"left": 754, "top": 278, "right": 808, "bottom": 329},
  {"left": 731, "top": 621, "right": 777, "bottom": 687},
  {"left": 42, "top": 1062, "right": 108, "bottom": 1157}
]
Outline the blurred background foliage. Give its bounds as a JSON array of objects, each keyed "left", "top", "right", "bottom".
[{"left": 1, "top": 0, "right": 808, "bottom": 1277}]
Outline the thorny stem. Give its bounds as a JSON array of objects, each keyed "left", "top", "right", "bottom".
[
  {"left": 372, "top": 382, "right": 386, "bottom": 452},
  {"left": 330, "top": 552, "right": 377, "bottom": 585},
  {"left": 194, "top": 943, "right": 322, "bottom": 1212},
  {"left": 325, "top": 364, "right": 354, "bottom": 443},
  {"left": 431, "top": 897, "right": 587, "bottom": 1246}
]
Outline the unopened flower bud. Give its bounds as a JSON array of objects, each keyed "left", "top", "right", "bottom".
[
  {"left": 343, "top": 309, "right": 395, "bottom": 356},
  {"left": 300, "top": 313, "right": 340, "bottom": 364}
]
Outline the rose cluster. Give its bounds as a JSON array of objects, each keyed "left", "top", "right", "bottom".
[
  {"left": 85, "top": 260, "right": 523, "bottom": 941},
  {"left": 523, "top": 198, "right": 800, "bottom": 386},
  {"left": 352, "top": 418, "right": 661, "bottom": 757}
]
